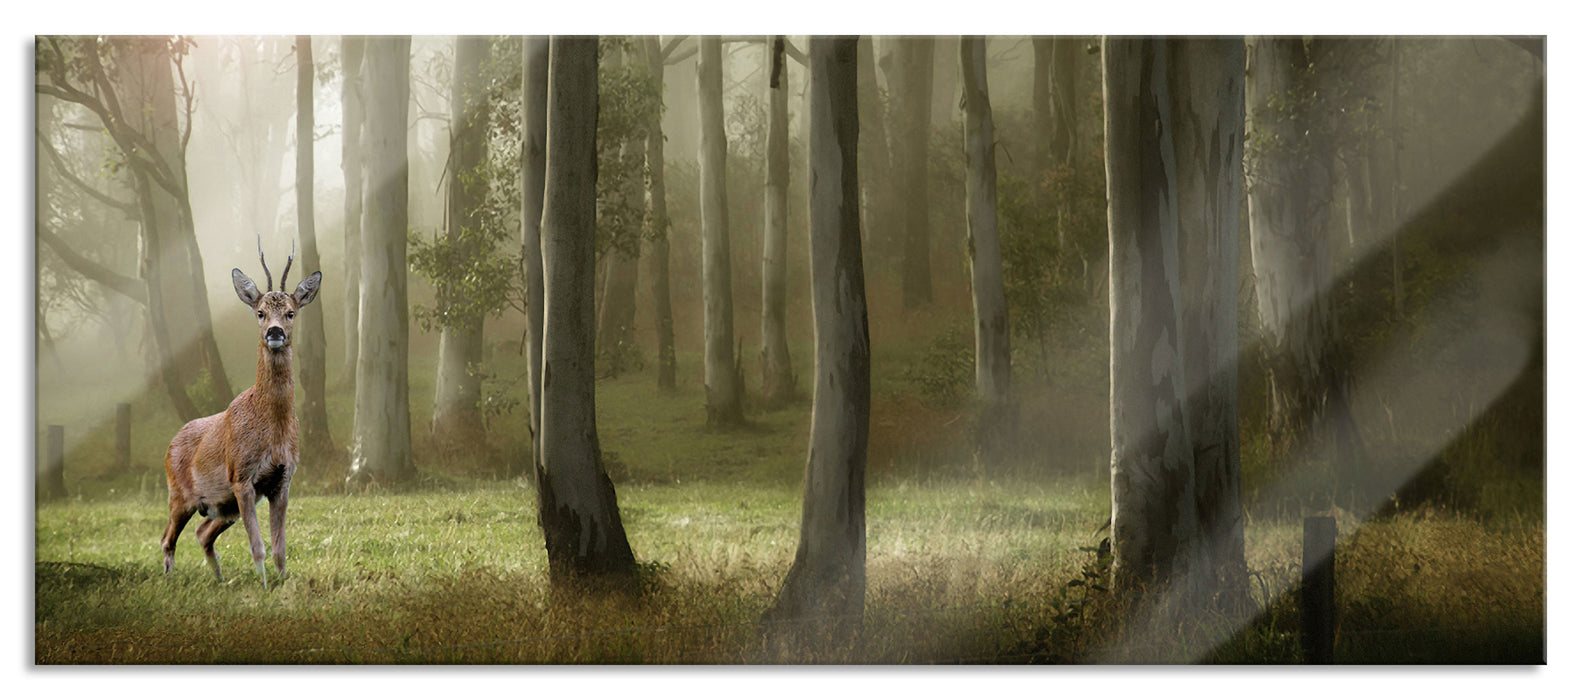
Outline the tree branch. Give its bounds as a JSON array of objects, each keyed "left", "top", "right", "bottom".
[
  {"left": 660, "top": 35, "right": 688, "bottom": 62},
  {"left": 36, "top": 129, "right": 138, "bottom": 218},
  {"left": 37, "top": 223, "right": 147, "bottom": 305}
]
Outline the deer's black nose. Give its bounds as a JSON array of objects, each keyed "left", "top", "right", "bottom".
[{"left": 265, "top": 327, "right": 286, "bottom": 342}]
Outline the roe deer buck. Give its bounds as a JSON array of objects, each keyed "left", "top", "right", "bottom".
[{"left": 161, "top": 240, "right": 321, "bottom": 589}]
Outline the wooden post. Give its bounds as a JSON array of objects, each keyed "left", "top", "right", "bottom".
[
  {"left": 115, "top": 403, "right": 132, "bottom": 472},
  {"left": 39, "top": 424, "right": 67, "bottom": 501},
  {"left": 1301, "top": 515, "right": 1337, "bottom": 664}
]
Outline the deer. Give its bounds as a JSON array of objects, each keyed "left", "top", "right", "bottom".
[{"left": 161, "top": 238, "right": 321, "bottom": 590}]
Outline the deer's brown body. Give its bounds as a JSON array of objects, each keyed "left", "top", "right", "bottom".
[{"left": 161, "top": 250, "right": 320, "bottom": 589}]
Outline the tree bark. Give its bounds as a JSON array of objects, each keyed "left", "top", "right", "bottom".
[
  {"left": 348, "top": 36, "right": 416, "bottom": 486},
  {"left": 432, "top": 35, "right": 490, "bottom": 440},
  {"left": 641, "top": 36, "right": 678, "bottom": 391},
  {"left": 892, "top": 37, "right": 935, "bottom": 309},
  {"left": 761, "top": 36, "right": 796, "bottom": 405},
  {"left": 697, "top": 35, "right": 744, "bottom": 426},
  {"left": 523, "top": 36, "right": 550, "bottom": 472},
  {"left": 340, "top": 36, "right": 365, "bottom": 390},
  {"left": 959, "top": 37, "right": 1014, "bottom": 464},
  {"left": 536, "top": 36, "right": 638, "bottom": 583},
  {"left": 1102, "top": 37, "right": 1195, "bottom": 595},
  {"left": 764, "top": 36, "right": 869, "bottom": 650},
  {"left": 295, "top": 35, "right": 337, "bottom": 459},
  {"left": 1169, "top": 38, "right": 1249, "bottom": 606}
]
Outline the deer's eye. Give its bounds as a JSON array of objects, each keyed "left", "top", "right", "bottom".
[
  {"left": 256, "top": 310, "right": 264, "bottom": 319},
  {"left": 286, "top": 311, "right": 295, "bottom": 320}
]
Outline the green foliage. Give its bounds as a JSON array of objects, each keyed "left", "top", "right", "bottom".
[
  {"left": 596, "top": 37, "right": 662, "bottom": 261},
  {"left": 904, "top": 326, "right": 975, "bottom": 408}
]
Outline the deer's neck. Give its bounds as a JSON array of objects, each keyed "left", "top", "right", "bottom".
[{"left": 255, "top": 342, "right": 295, "bottom": 420}]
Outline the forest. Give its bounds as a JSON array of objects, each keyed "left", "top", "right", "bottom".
[{"left": 32, "top": 35, "right": 1544, "bottom": 665}]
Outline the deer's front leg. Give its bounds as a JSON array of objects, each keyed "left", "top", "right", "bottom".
[
  {"left": 268, "top": 479, "right": 291, "bottom": 579},
  {"left": 233, "top": 481, "right": 269, "bottom": 589}
]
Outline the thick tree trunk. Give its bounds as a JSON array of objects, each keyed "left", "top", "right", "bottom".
[
  {"left": 959, "top": 37, "right": 1014, "bottom": 464},
  {"left": 348, "top": 36, "right": 416, "bottom": 486},
  {"left": 760, "top": 36, "right": 796, "bottom": 405},
  {"left": 340, "top": 36, "right": 365, "bottom": 389},
  {"left": 892, "top": 37, "right": 935, "bottom": 309},
  {"left": 1102, "top": 37, "right": 1195, "bottom": 595},
  {"left": 523, "top": 36, "right": 550, "bottom": 471},
  {"left": 764, "top": 36, "right": 869, "bottom": 650},
  {"left": 697, "top": 35, "right": 744, "bottom": 426},
  {"left": 855, "top": 36, "right": 896, "bottom": 271},
  {"left": 432, "top": 35, "right": 490, "bottom": 440},
  {"left": 295, "top": 35, "right": 336, "bottom": 459},
  {"left": 1169, "top": 38, "right": 1249, "bottom": 606},
  {"left": 536, "top": 36, "right": 638, "bottom": 583},
  {"left": 642, "top": 36, "right": 678, "bottom": 391}
]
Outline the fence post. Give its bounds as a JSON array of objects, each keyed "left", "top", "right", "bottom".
[
  {"left": 115, "top": 403, "right": 132, "bottom": 472},
  {"left": 1301, "top": 515, "right": 1337, "bottom": 664},
  {"left": 39, "top": 424, "right": 68, "bottom": 502}
]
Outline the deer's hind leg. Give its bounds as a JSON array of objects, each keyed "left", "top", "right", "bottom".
[
  {"left": 161, "top": 502, "right": 197, "bottom": 574},
  {"left": 196, "top": 514, "right": 237, "bottom": 581}
]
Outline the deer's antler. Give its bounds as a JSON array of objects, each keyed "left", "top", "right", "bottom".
[
  {"left": 256, "top": 233, "right": 274, "bottom": 292},
  {"left": 280, "top": 239, "right": 296, "bottom": 290}
]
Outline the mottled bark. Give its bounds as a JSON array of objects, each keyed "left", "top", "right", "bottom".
[
  {"left": 1102, "top": 37, "right": 1195, "bottom": 594},
  {"left": 1169, "top": 38, "right": 1248, "bottom": 605},
  {"left": 523, "top": 36, "right": 550, "bottom": 468},
  {"left": 959, "top": 37, "right": 1014, "bottom": 463},
  {"left": 295, "top": 36, "right": 336, "bottom": 459},
  {"left": 641, "top": 36, "right": 678, "bottom": 391},
  {"left": 536, "top": 36, "right": 637, "bottom": 583},
  {"left": 348, "top": 36, "right": 415, "bottom": 486},
  {"left": 340, "top": 36, "right": 364, "bottom": 389},
  {"left": 892, "top": 37, "right": 935, "bottom": 309},
  {"left": 432, "top": 35, "right": 490, "bottom": 439},
  {"left": 697, "top": 35, "right": 744, "bottom": 426},
  {"left": 761, "top": 36, "right": 796, "bottom": 405},
  {"left": 764, "top": 36, "right": 869, "bottom": 648}
]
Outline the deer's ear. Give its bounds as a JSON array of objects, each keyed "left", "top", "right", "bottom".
[
  {"left": 233, "top": 268, "right": 262, "bottom": 306},
  {"left": 293, "top": 271, "right": 323, "bottom": 307}
]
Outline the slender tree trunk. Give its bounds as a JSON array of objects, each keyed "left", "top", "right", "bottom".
[
  {"left": 523, "top": 36, "right": 550, "bottom": 472},
  {"left": 432, "top": 35, "right": 490, "bottom": 440},
  {"left": 1102, "top": 37, "right": 1195, "bottom": 595},
  {"left": 1051, "top": 37, "right": 1080, "bottom": 170},
  {"left": 760, "top": 36, "right": 796, "bottom": 405},
  {"left": 348, "top": 36, "right": 415, "bottom": 486},
  {"left": 536, "top": 36, "right": 638, "bottom": 583},
  {"left": 764, "top": 36, "right": 869, "bottom": 650},
  {"left": 642, "top": 36, "right": 678, "bottom": 391},
  {"left": 893, "top": 37, "right": 935, "bottom": 309},
  {"left": 697, "top": 35, "right": 744, "bottom": 426},
  {"left": 595, "top": 46, "right": 642, "bottom": 376},
  {"left": 855, "top": 36, "right": 896, "bottom": 271},
  {"left": 1030, "top": 36, "right": 1053, "bottom": 179},
  {"left": 959, "top": 37, "right": 1014, "bottom": 464},
  {"left": 295, "top": 35, "right": 336, "bottom": 459},
  {"left": 340, "top": 36, "right": 365, "bottom": 390},
  {"left": 1169, "top": 38, "right": 1248, "bottom": 607}
]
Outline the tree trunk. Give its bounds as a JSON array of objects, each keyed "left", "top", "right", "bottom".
[
  {"left": 348, "top": 36, "right": 416, "bottom": 486},
  {"left": 536, "top": 36, "right": 638, "bottom": 583},
  {"left": 855, "top": 36, "right": 896, "bottom": 273},
  {"left": 764, "top": 36, "right": 870, "bottom": 651},
  {"left": 595, "top": 45, "right": 642, "bottom": 377},
  {"left": 1169, "top": 38, "right": 1249, "bottom": 607},
  {"left": 340, "top": 36, "right": 365, "bottom": 390},
  {"left": 641, "top": 36, "right": 678, "bottom": 392},
  {"left": 959, "top": 37, "right": 1014, "bottom": 464},
  {"left": 1102, "top": 37, "right": 1195, "bottom": 595},
  {"left": 893, "top": 37, "right": 935, "bottom": 309},
  {"left": 760, "top": 36, "right": 796, "bottom": 405},
  {"left": 1030, "top": 36, "right": 1053, "bottom": 179},
  {"left": 1244, "top": 37, "right": 1356, "bottom": 503},
  {"left": 295, "top": 35, "right": 337, "bottom": 459},
  {"left": 1051, "top": 37, "right": 1080, "bottom": 170},
  {"left": 697, "top": 35, "right": 744, "bottom": 426},
  {"left": 432, "top": 35, "right": 490, "bottom": 440},
  {"left": 523, "top": 36, "right": 550, "bottom": 472}
]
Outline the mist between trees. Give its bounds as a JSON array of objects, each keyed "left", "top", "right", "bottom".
[{"left": 34, "top": 35, "right": 1543, "bottom": 664}]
